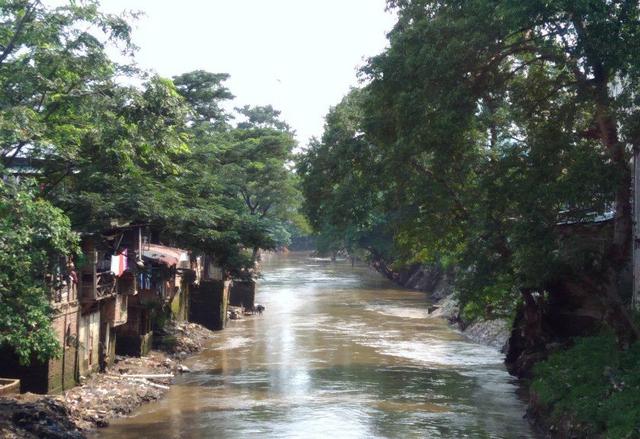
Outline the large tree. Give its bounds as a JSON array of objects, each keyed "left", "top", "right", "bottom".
[
  {"left": 0, "top": 0, "right": 136, "bottom": 167},
  {"left": 172, "top": 74, "right": 302, "bottom": 270},
  {"left": 300, "top": 0, "right": 640, "bottom": 338},
  {"left": 363, "top": 0, "right": 640, "bottom": 330}
]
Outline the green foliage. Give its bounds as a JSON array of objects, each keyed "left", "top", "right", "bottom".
[
  {"left": 173, "top": 70, "right": 234, "bottom": 130},
  {"left": 299, "top": 0, "right": 640, "bottom": 322},
  {"left": 297, "top": 88, "right": 395, "bottom": 259},
  {"left": 169, "top": 78, "right": 303, "bottom": 270},
  {"left": 532, "top": 334, "right": 640, "bottom": 438},
  {"left": 0, "top": 0, "right": 306, "bottom": 366},
  {"left": 48, "top": 75, "right": 192, "bottom": 231},
  {"left": 0, "top": 0, "right": 136, "bottom": 162},
  {"left": 0, "top": 180, "right": 79, "bottom": 364}
]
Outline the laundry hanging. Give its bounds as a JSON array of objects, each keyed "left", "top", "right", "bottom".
[{"left": 110, "top": 249, "right": 128, "bottom": 277}]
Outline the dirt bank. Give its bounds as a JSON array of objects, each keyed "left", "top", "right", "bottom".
[{"left": 0, "top": 321, "right": 214, "bottom": 439}]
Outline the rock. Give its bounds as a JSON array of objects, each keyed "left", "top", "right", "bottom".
[{"left": 463, "top": 319, "right": 511, "bottom": 351}]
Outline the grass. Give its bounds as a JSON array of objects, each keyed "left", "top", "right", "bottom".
[{"left": 531, "top": 334, "right": 640, "bottom": 438}]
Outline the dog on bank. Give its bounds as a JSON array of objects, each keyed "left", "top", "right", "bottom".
[
  {"left": 244, "top": 303, "right": 265, "bottom": 315},
  {"left": 248, "top": 304, "right": 265, "bottom": 315}
]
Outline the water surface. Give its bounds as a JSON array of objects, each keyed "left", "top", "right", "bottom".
[{"left": 94, "top": 253, "right": 534, "bottom": 438}]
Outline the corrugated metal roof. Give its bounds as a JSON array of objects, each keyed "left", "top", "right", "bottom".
[{"left": 143, "top": 244, "right": 189, "bottom": 268}]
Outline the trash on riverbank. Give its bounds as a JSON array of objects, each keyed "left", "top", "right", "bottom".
[
  {"left": 0, "top": 321, "right": 215, "bottom": 438},
  {"left": 155, "top": 321, "right": 214, "bottom": 355},
  {"left": 228, "top": 306, "right": 243, "bottom": 320},
  {"left": 0, "top": 394, "right": 85, "bottom": 439},
  {"left": 61, "top": 352, "right": 176, "bottom": 430}
]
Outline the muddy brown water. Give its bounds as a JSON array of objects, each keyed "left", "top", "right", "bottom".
[{"left": 93, "top": 253, "right": 535, "bottom": 438}]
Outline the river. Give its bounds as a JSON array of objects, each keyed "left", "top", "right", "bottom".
[{"left": 94, "top": 252, "right": 535, "bottom": 438}]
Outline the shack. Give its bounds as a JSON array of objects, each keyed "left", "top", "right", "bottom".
[{"left": 116, "top": 243, "right": 190, "bottom": 356}]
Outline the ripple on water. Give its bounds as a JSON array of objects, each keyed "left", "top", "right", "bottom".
[
  {"left": 364, "top": 304, "right": 428, "bottom": 319},
  {"left": 213, "top": 336, "right": 253, "bottom": 350},
  {"left": 362, "top": 338, "right": 504, "bottom": 368}
]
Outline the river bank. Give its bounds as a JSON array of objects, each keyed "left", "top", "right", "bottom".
[
  {"left": 369, "top": 259, "right": 512, "bottom": 351},
  {"left": 0, "top": 321, "right": 213, "bottom": 439},
  {"left": 427, "top": 295, "right": 512, "bottom": 351}
]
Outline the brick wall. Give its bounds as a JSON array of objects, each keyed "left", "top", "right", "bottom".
[
  {"left": 0, "top": 302, "right": 79, "bottom": 394},
  {"left": 47, "top": 303, "right": 79, "bottom": 393}
]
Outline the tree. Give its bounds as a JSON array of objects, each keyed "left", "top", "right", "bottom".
[
  {"left": 222, "top": 105, "right": 301, "bottom": 260},
  {"left": 46, "top": 75, "right": 192, "bottom": 231},
  {"left": 297, "top": 89, "right": 393, "bottom": 260},
  {"left": 172, "top": 76, "right": 302, "bottom": 270},
  {"left": 0, "top": 179, "right": 78, "bottom": 364},
  {"left": 173, "top": 70, "right": 234, "bottom": 130},
  {"left": 0, "top": 0, "right": 136, "bottom": 167}
]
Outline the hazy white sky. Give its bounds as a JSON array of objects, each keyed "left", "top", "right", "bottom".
[{"left": 100, "top": 0, "right": 396, "bottom": 145}]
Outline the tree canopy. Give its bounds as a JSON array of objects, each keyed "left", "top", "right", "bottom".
[
  {"left": 0, "top": 0, "right": 303, "bottom": 359},
  {"left": 299, "top": 0, "right": 640, "bottom": 336}
]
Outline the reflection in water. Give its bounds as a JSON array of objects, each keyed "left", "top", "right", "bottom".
[{"left": 94, "top": 253, "right": 534, "bottom": 438}]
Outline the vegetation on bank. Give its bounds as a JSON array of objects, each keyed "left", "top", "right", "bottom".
[
  {"left": 0, "top": 0, "right": 305, "bottom": 362},
  {"left": 298, "top": 1, "right": 640, "bottom": 435},
  {"left": 0, "top": 181, "right": 79, "bottom": 363},
  {"left": 532, "top": 334, "right": 640, "bottom": 438}
]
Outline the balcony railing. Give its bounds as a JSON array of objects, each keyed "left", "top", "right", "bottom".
[{"left": 96, "top": 271, "right": 117, "bottom": 298}]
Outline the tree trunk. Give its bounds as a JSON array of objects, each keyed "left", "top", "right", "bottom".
[{"left": 595, "top": 96, "right": 637, "bottom": 342}]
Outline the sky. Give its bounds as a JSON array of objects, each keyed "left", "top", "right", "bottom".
[{"left": 99, "top": 0, "right": 397, "bottom": 146}]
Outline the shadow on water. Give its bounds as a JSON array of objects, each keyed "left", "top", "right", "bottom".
[{"left": 93, "top": 253, "right": 535, "bottom": 439}]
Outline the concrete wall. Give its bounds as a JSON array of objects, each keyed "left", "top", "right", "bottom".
[
  {"left": 170, "top": 281, "right": 189, "bottom": 322},
  {"left": 115, "top": 305, "right": 152, "bottom": 357},
  {"left": 48, "top": 303, "right": 79, "bottom": 393},
  {"left": 78, "top": 310, "right": 101, "bottom": 377},
  {"left": 116, "top": 332, "right": 153, "bottom": 357},
  {"left": 229, "top": 280, "right": 256, "bottom": 310},
  {"left": 189, "top": 280, "right": 230, "bottom": 331},
  {"left": 0, "top": 350, "right": 48, "bottom": 394},
  {"left": 0, "top": 379, "right": 20, "bottom": 396}
]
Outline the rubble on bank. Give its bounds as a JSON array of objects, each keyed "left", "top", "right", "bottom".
[
  {"left": 155, "top": 321, "right": 214, "bottom": 355},
  {"left": 428, "top": 295, "right": 511, "bottom": 351},
  {"left": 0, "top": 394, "right": 84, "bottom": 439},
  {"left": 0, "top": 321, "right": 214, "bottom": 438},
  {"left": 61, "top": 352, "right": 177, "bottom": 431}
]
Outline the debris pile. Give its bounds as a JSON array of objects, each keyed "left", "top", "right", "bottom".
[
  {"left": 228, "top": 306, "right": 243, "bottom": 320},
  {"left": 156, "top": 321, "right": 215, "bottom": 355},
  {"left": 0, "top": 322, "right": 215, "bottom": 438},
  {"left": 0, "top": 394, "right": 84, "bottom": 439},
  {"left": 61, "top": 352, "right": 178, "bottom": 430}
]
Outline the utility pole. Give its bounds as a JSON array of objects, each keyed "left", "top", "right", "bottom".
[{"left": 634, "top": 145, "right": 640, "bottom": 310}]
